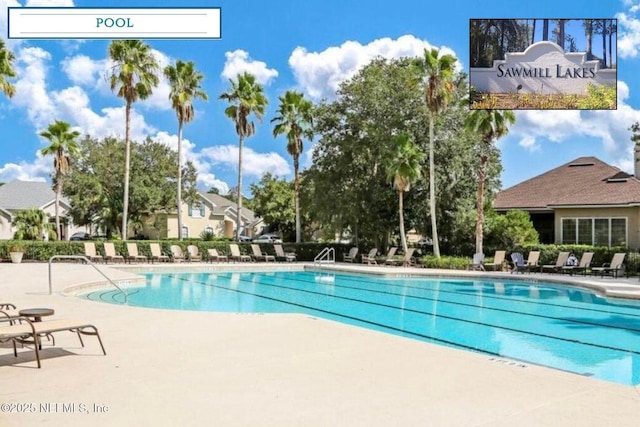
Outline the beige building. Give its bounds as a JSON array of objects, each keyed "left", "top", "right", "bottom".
[
  {"left": 495, "top": 156, "right": 640, "bottom": 248},
  {"left": 142, "top": 191, "right": 264, "bottom": 240}
]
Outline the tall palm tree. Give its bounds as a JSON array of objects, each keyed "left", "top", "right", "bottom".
[
  {"left": 0, "top": 38, "right": 16, "bottom": 98},
  {"left": 219, "top": 72, "right": 268, "bottom": 240},
  {"left": 584, "top": 19, "right": 594, "bottom": 60},
  {"left": 385, "top": 133, "right": 424, "bottom": 254},
  {"left": 164, "top": 60, "right": 208, "bottom": 241},
  {"left": 415, "top": 48, "right": 457, "bottom": 258},
  {"left": 108, "top": 40, "right": 159, "bottom": 239},
  {"left": 271, "top": 90, "right": 313, "bottom": 243},
  {"left": 465, "top": 109, "right": 515, "bottom": 255},
  {"left": 542, "top": 19, "right": 549, "bottom": 41},
  {"left": 39, "top": 120, "right": 80, "bottom": 240}
]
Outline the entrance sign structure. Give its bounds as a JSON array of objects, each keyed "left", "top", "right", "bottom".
[{"left": 470, "top": 41, "right": 616, "bottom": 96}]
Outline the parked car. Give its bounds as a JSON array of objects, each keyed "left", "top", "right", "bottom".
[
  {"left": 69, "top": 232, "right": 93, "bottom": 241},
  {"left": 237, "top": 235, "right": 252, "bottom": 242},
  {"left": 252, "top": 234, "right": 283, "bottom": 243}
]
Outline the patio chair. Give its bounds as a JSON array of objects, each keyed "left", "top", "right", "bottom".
[
  {"left": 541, "top": 251, "right": 569, "bottom": 273},
  {"left": 83, "top": 242, "right": 104, "bottom": 263},
  {"left": 186, "top": 245, "right": 202, "bottom": 262},
  {"left": 361, "top": 248, "right": 378, "bottom": 265},
  {"left": 229, "top": 244, "right": 251, "bottom": 262},
  {"left": 149, "top": 243, "right": 170, "bottom": 263},
  {"left": 562, "top": 252, "right": 594, "bottom": 276},
  {"left": 274, "top": 244, "right": 296, "bottom": 262},
  {"left": 468, "top": 253, "right": 485, "bottom": 271},
  {"left": 591, "top": 253, "right": 626, "bottom": 278},
  {"left": 0, "top": 313, "right": 106, "bottom": 368},
  {"left": 525, "top": 251, "right": 541, "bottom": 273},
  {"left": 343, "top": 247, "right": 358, "bottom": 263},
  {"left": 387, "top": 248, "right": 416, "bottom": 267},
  {"left": 207, "top": 248, "right": 228, "bottom": 263},
  {"left": 484, "top": 250, "right": 506, "bottom": 271},
  {"left": 126, "top": 243, "right": 147, "bottom": 264},
  {"left": 383, "top": 247, "right": 398, "bottom": 265},
  {"left": 0, "top": 302, "right": 16, "bottom": 310},
  {"left": 170, "top": 245, "right": 186, "bottom": 263},
  {"left": 510, "top": 252, "right": 526, "bottom": 274},
  {"left": 103, "top": 242, "right": 125, "bottom": 264},
  {"left": 250, "top": 244, "right": 275, "bottom": 262}
]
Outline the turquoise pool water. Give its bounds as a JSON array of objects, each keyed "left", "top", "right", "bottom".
[{"left": 82, "top": 270, "right": 640, "bottom": 385}]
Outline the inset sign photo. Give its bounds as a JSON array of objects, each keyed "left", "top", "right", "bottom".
[{"left": 469, "top": 19, "right": 617, "bottom": 110}]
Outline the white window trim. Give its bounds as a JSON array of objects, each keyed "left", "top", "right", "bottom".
[{"left": 560, "top": 216, "right": 628, "bottom": 247}]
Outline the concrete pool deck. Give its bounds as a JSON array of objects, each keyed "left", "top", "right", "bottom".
[{"left": 2, "top": 261, "right": 640, "bottom": 426}]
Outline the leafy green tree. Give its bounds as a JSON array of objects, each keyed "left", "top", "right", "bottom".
[
  {"left": 385, "top": 133, "right": 424, "bottom": 253},
  {"left": 465, "top": 109, "right": 515, "bottom": 255},
  {"left": 108, "top": 40, "right": 160, "bottom": 238},
  {"left": 414, "top": 48, "right": 457, "bottom": 258},
  {"left": 486, "top": 210, "right": 539, "bottom": 250},
  {"left": 0, "top": 38, "right": 16, "bottom": 98},
  {"left": 250, "top": 173, "right": 296, "bottom": 241},
  {"left": 271, "top": 90, "right": 314, "bottom": 243},
  {"left": 63, "top": 136, "right": 197, "bottom": 238},
  {"left": 13, "top": 208, "right": 55, "bottom": 240},
  {"left": 164, "top": 60, "right": 208, "bottom": 241},
  {"left": 39, "top": 120, "right": 80, "bottom": 240},
  {"left": 219, "top": 72, "right": 268, "bottom": 240}
]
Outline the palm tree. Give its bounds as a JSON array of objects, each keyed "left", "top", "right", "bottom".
[
  {"left": 584, "top": 19, "right": 594, "bottom": 60},
  {"left": 415, "top": 48, "right": 457, "bottom": 258},
  {"left": 219, "top": 72, "right": 268, "bottom": 240},
  {"left": 465, "top": 109, "right": 515, "bottom": 255},
  {"left": 13, "top": 208, "right": 55, "bottom": 240},
  {"left": 0, "top": 38, "right": 16, "bottom": 98},
  {"left": 542, "top": 19, "right": 549, "bottom": 41},
  {"left": 385, "top": 133, "right": 424, "bottom": 254},
  {"left": 108, "top": 40, "right": 159, "bottom": 239},
  {"left": 164, "top": 60, "right": 208, "bottom": 241},
  {"left": 271, "top": 90, "right": 313, "bottom": 243},
  {"left": 39, "top": 120, "right": 80, "bottom": 240}
]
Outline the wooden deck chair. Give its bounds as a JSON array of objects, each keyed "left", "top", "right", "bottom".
[
  {"left": 229, "top": 244, "right": 251, "bottom": 262},
  {"left": 250, "top": 244, "right": 275, "bottom": 262},
  {"left": 389, "top": 248, "right": 416, "bottom": 267},
  {"left": 126, "top": 243, "right": 147, "bottom": 263},
  {"left": 149, "top": 243, "right": 170, "bottom": 263},
  {"left": 541, "top": 251, "right": 569, "bottom": 273},
  {"left": 383, "top": 247, "right": 399, "bottom": 265},
  {"left": 83, "top": 242, "right": 104, "bottom": 263},
  {"left": 170, "top": 245, "right": 186, "bottom": 263},
  {"left": 187, "top": 245, "right": 202, "bottom": 262},
  {"left": 361, "top": 248, "right": 378, "bottom": 265},
  {"left": 484, "top": 250, "right": 506, "bottom": 271},
  {"left": 103, "top": 242, "right": 125, "bottom": 264},
  {"left": 562, "top": 252, "right": 594, "bottom": 276},
  {"left": 274, "top": 244, "right": 296, "bottom": 262},
  {"left": 591, "top": 253, "right": 626, "bottom": 278},
  {"left": 468, "top": 253, "right": 485, "bottom": 271},
  {"left": 207, "top": 248, "right": 228, "bottom": 263},
  {"left": 343, "top": 247, "right": 358, "bottom": 262}
]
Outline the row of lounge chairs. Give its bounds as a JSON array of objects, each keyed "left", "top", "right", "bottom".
[
  {"left": 345, "top": 247, "right": 417, "bottom": 267},
  {"left": 82, "top": 243, "right": 297, "bottom": 264}
]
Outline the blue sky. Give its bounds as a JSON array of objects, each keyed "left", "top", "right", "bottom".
[{"left": 0, "top": 0, "right": 638, "bottom": 196}]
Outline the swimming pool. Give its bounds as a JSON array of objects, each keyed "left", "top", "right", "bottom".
[{"left": 83, "top": 270, "right": 640, "bottom": 385}]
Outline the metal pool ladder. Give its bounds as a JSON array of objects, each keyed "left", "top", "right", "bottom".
[
  {"left": 48, "top": 255, "right": 128, "bottom": 304},
  {"left": 314, "top": 247, "right": 335, "bottom": 266}
]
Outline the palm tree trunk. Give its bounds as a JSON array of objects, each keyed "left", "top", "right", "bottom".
[
  {"left": 177, "top": 120, "right": 183, "bottom": 241},
  {"left": 122, "top": 101, "right": 131, "bottom": 240},
  {"left": 586, "top": 19, "right": 593, "bottom": 60},
  {"left": 429, "top": 112, "right": 440, "bottom": 258},
  {"left": 55, "top": 177, "right": 60, "bottom": 240},
  {"left": 602, "top": 19, "right": 607, "bottom": 68},
  {"left": 294, "top": 154, "right": 301, "bottom": 243},
  {"left": 608, "top": 20, "right": 613, "bottom": 68},
  {"left": 531, "top": 19, "right": 536, "bottom": 44},
  {"left": 543, "top": 19, "right": 549, "bottom": 41},
  {"left": 236, "top": 135, "right": 244, "bottom": 240},
  {"left": 476, "top": 156, "right": 487, "bottom": 255},
  {"left": 399, "top": 190, "right": 407, "bottom": 254},
  {"left": 558, "top": 19, "right": 565, "bottom": 50}
]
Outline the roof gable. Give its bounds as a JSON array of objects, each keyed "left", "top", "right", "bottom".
[
  {"left": 198, "top": 191, "right": 257, "bottom": 222},
  {"left": 0, "top": 180, "right": 67, "bottom": 210}
]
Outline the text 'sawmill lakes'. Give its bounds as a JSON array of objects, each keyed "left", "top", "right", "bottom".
[{"left": 496, "top": 64, "right": 597, "bottom": 79}]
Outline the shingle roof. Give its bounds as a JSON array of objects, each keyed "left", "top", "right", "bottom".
[
  {"left": 199, "top": 191, "right": 257, "bottom": 223},
  {"left": 495, "top": 156, "right": 640, "bottom": 210},
  {"left": 0, "top": 180, "right": 65, "bottom": 210}
]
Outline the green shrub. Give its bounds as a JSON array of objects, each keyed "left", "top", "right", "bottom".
[
  {"left": 576, "top": 83, "right": 616, "bottom": 109},
  {"left": 420, "top": 255, "right": 471, "bottom": 270}
]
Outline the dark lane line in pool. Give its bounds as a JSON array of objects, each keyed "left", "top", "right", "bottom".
[
  {"left": 245, "top": 272, "right": 640, "bottom": 334},
  {"left": 168, "top": 274, "right": 640, "bottom": 355}
]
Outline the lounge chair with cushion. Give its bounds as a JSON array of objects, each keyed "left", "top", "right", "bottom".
[
  {"left": 250, "top": 244, "right": 275, "bottom": 262},
  {"left": 383, "top": 247, "right": 399, "bottom": 265},
  {"left": 207, "top": 248, "right": 228, "bottom": 263},
  {"left": 525, "top": 251, "right": 541, "bottom": 273},
  {"left": 361, "top": 248, "right": 378, "bottom": 265},
  {"left": 484, "top": 250, "right": 506, "bottom": 271},
  {"left": 83, "top": 242, "right": 104, "bottom": 263},
  {"left": 170, "top": 245, "right": 186, "bottom": 263},
  {"left": 229, "top": 244, "right": 251, "bottom": 262},
  {"left": 103, "top": 242, "right": 125, "bottom": 264},
  {"left": 126, "top": 243, "right": 147, "bottom": 263},
  {"left": 510, "top": 252, "right": 526, "bottom": 274},
  {"left": 274, "top": 244, "right": 296, "bottom": 262},
  {"left": 388, "top": 248, "right": 416, "bottom": 267},
  {"left": 541, "top": 251, "right": 569, "bottom": 273},
  {"left": 187, "top": 245, "right": 202, "bottom": 262},
  {"left": 468, "top": 253, "right": 485, "bottom": 271},
  {"left": 0, "top": 312, "right": 106, "bottom": 368},
  {"left": 149, "top": 243, "right": 170, "bottom": 263},
  {"left": 562, "top": 252, "right": 594, "bottom": 276},
  {"left": 591, "top": 253, "right": 626, "bottom": 278},
  {"left": 343, "top": 247, "right": 359, "bottom": 263}
]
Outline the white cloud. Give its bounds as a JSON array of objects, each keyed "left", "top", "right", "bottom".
[
  {"left": 289, "top": 34, "right": 460, "bottom": 100},
  {"left": 517, "top": 135, "right": 540, "bottom": 152},
  {"left": 139, "top": 49, "right": 172, "bottom": 111},
  {"left": 221, "top": 50, "right": 278, "bottom": 86},
  {"left": 201, "top": 145, "right": 291, "bottom": 178},
  {"left": 617, "top": 11, "right": 640, "bottom": 58},
  {"left": 61, "top": 54, "right": 107, "bottom": 86},
  {"left": 0, "top": 154, "right": 49, "bottom": 183},
  {"left": 12, "top": 47, "right": 56, "bottom": 128},
  {"left": 25, "top": 0, "right": 73, "bottom": 5}
]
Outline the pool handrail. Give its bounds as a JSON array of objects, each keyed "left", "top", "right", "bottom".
[{"left": 314, "top": 247, "right": 335, "bottom": 266}]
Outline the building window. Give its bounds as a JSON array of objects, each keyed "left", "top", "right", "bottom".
[
  {"left": 181, "top": 226, "right": 189, "bottom": 238},
  {"left": 188, "top": 203, "right": 205, "bottom": 218},
  {"left": 561, "top": 217, "right": 627, "bottom": 247}
]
